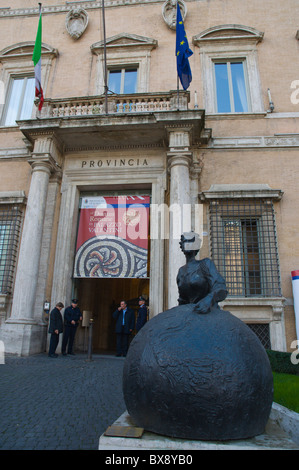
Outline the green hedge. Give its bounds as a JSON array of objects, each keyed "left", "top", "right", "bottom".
[{"left": 266, "top": 349, "right": 299, "bottom": 376}]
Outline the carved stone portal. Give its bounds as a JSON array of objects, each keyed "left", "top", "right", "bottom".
[
  {"left": 162, "top": 0, "right": 187, "bottom": 30},
  {"left": 65, "top": 8, "right": 88, "bottom": 40}
]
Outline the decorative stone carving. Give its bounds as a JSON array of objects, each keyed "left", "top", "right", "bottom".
[
  {"left": 65, "top": 8, "right": 88, "bottom": 40},
  {"left": 162, "top": 0, "right": 186, "bottom": 30}
]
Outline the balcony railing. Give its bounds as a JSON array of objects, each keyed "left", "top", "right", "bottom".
[{"left": 39, "top": 91, "right": 190, "bottom": 119}]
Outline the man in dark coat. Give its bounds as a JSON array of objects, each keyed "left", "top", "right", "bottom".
[
  {"left": 62, "top": 299, "right": 82, "bottom": 356},
  {"left": 48, "top": 302, "right": 64, "bottom": 357},
  {"left": 113, "top": 300, "right": 135, "bottom": 357},
  {"left": 136, "top": 296, "right": 148, "bottom": 333}
]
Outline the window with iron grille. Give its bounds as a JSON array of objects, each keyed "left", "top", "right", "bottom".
[
  {"left": 247, "top": 323, "right": 271, "bottom": 349},
  {"left": 209, "top": 198, "right": 281, "bottom": 297},
  {"left": 0, "top": 205, "right": 23, "bottom": 294}
]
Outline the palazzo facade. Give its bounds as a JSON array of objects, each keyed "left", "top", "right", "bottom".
[{"left": 0, "top": 0, "right": 298, "bottom": 355}]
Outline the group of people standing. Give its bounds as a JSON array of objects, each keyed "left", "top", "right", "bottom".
[
  {"left": 48, "top": 299, "right": 82, "bottom": 357},
  {"left": 48, "top": 296, "right": 148, "bottom": 358}
]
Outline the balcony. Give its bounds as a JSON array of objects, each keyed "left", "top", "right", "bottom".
[
  {"left": 40, "top": 90, "right": 190, "bottom": 118},
  {"left": 18, "top": 90, "right": 207, "bottom": 152},
  {"left": 40, "top": 91, "right": 190, "bottom": 119}
]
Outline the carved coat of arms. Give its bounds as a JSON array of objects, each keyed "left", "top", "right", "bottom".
[{"left": 65, "top": 8, "right": 89, "bottom": 40}]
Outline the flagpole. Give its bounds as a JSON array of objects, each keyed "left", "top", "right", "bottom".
[
  {"left": 37, "top": 2, "right": 42, "bottom": 118},
  {"left": 101, "top": 0, "right": 108, "bottom": 114},
  {"left": 176, "top": 1, "right": 179, "bottom": 110}
]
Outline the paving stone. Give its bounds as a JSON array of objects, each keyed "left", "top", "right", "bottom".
[{"left": 0, "top": 353, "right": 126, "bottom": 450}]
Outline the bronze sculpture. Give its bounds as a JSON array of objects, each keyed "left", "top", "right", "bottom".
[
  {"left": 177, "top": 232, "right": 227, "bottom": 313},
  {"left": 123, "top": 232, "right": 273, "bottom": 440}
]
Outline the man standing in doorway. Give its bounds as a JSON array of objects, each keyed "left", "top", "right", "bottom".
[
  {"left": 113, "top": 300, "right": 135, "bottom": 357},
  {"left": 62, "top": 299, "right": 82, "bottom": 356}
]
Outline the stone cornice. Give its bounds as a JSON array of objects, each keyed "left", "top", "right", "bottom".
[
  {"left": 199, "top": 184, "right": 284, "bottom": 201},
  {"left": 0, "top": 0, "right": 165, "bottom": 18},
  {"left": 0, "top": 190, "right": 27, "bottom": 205},
  {"left": 207, "top": 134, "right": 299, "bottom": 149},
  {"left": 18, "top": 109, "right": 205, "bottom": 152},
  {"left": 0, "top": 147, "right": 30, "bottom": 161},
  {"left": 65, "top": 143, "right": 164, "bottom": 152}
]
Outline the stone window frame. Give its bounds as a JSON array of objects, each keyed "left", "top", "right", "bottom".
[
  {"left": 193, "top": 25, "right": 265, "bottom": 115},
  {"left": 0, "top": 41, "right": 58, "bottom": 126},
  {"left": 91, "top": 33, "right": 158, "bottom": 95},
  {"left": 200, "top": 184, "right": 283, "bottom": 297}
]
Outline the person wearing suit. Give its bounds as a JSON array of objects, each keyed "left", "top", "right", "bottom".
[
  {"left": 113, "top": 300, "right": 135, "bottom": 356},
  {"left": 136, "top": 296, "right": 148, "bottom": 333},
  {"left": 48, "top": 302, "right": 64, "bottom": 357},
  {"left": 62, "top": 299, "right": 82, "bottom": 356}
]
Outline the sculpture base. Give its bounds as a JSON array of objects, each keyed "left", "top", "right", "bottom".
[
  {"left": 98, "top": 409, "right": 299, "bottom": 450},
  {"left": 123, "top": 304, "right": 273, "bottom": 441}
]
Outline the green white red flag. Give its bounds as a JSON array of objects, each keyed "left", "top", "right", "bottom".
[{"left": 32, "top": 3, "right": 44, "bottom": 111}]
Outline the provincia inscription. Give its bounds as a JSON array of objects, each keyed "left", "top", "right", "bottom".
[{"left": 81, "top": 158, "right": 149, "bottom": 168}]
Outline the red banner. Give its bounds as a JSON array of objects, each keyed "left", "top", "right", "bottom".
[{"left": 74, "top": 196, "right": 150, "bottom": 278}]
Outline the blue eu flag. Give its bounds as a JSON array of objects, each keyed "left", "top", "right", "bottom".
[{"left": 176, "top": 2, "right": 193, "bottom": 90}]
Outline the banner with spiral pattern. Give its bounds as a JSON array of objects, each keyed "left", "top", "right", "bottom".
[{"left": 74, "top": 196, "right": 150, "bottom": 278}]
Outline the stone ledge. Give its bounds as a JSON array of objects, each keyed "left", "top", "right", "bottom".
[
  {"left": 98, "top": 406, "right": 299, "bottom": 450},
  {"left": 270, "top": 402, "right": 299, "bottom": 445}
]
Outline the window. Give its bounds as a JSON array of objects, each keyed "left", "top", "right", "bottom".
[
  {"left": 214, "top": 61, "right": 249, "bottom": 113},
  {"left": 91, "top": 33, "right": 158, "bottom": 95},
  {"left": 193, "top": 25, "right": 264, "bottom": 114},
  {"left": 0, "top": 41, "right": 58, "bottom": 126},
  {"left": 0, "top": 205, "right": 23, "bottom": 294},
  {"left": 222, "top": 218, "right": 261, "bottom": 295},
  {"left": 209, "top": 198, "right": 281, "bottom": 297},
  {"left": 108, "top": 67, "right": 138, "bottom": 94},
  {"left": 2, "top": 76, "right": 35, "bottom": 126}
]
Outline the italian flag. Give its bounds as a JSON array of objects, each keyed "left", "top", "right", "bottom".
[{"left": 32, "top": 4, "right": 44, "bottom": 111}]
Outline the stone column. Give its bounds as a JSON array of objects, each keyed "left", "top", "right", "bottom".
[
  {"left": 50, "top": 178, "right": 80, "bottom": 309},
  {"left": 167, "top": 128, "right": 192, "bottom": 309},
  {"left": 0, "top": 134, "right": 61, "bottom": 355},
  {"left": 10, "top": 160, "right": 52, "bottom": 319}
]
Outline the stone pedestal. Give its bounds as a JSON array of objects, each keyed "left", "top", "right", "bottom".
[{"left": 98, "top": 407, "right": 299, "bottom": 450}]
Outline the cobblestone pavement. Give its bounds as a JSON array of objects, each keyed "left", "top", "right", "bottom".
[{"left": 0, "top": 353, "right": 126, "bottom": 450}]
